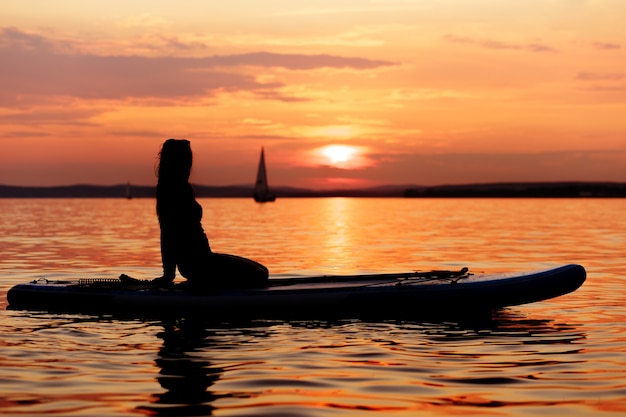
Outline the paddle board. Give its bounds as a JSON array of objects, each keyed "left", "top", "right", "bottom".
[{"left": 6, "top": 264, "right": 586, "bottom": 319}]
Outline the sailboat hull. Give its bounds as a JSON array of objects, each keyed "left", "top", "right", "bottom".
[{"left": 254, "top": 194, "right": 276, "bottom": 203}]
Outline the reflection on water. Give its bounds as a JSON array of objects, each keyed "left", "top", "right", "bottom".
[
  {"left": 1, "top": 198, "right": 625, "bottom": 416},
  {"left": 141, "top": 320, "right": 224, "bottom": 416},
  {"left": 0, "top": 312, "right": 589, "bottom": 417}
]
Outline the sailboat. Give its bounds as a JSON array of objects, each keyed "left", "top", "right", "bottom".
[{"left": 253, "top": 147, "right": 276, "bottom": 202}]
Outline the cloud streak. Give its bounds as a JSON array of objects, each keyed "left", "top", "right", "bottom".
[
  {"left": 443, "top": 34, "right": 558, "bottom": 53},
  {"left": 575, "top": 71, "right": 626, "bottom": 92},
  {"left": 576, "top": 72, "right": 624, "bottom": 81},
  {"left": 0, "top": 27, "right": 395, "bottom": 103},
  {"left": 592, "top": 41, "right": 621, "bottom": 51}
]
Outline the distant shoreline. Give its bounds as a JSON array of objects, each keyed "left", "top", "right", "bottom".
[{"left": 1, "top": 182, "right": 625, "bottom": 198}]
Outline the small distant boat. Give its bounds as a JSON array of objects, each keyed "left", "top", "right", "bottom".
[
  {"left": 125, "top": 182, "right": 132, "bottom": 199},
  {"left": 253, "top": 147, "right": 276, "bottom": 203}
]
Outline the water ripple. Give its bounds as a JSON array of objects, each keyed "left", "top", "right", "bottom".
[{"left": 1, "top": 198, "right": 626, "bottom": 416}]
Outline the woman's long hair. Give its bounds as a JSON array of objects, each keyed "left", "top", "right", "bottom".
[
  {"left": 157, "top": 139, "right": 193, "bottom": 183},
  {"left": 156, "top": 139, "right": 194, "bottom": 220}
]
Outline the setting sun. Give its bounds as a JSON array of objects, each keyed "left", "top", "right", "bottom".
[
  {"left": 322, "top": 145, "right": 355, "bottom": 165},
  {"left": 316, "top": 144, "right": 371, "bottom": 170}
]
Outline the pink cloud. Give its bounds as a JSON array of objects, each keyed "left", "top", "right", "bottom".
[
  {"left": 443, "top": 34, "right": 558, "bottom": 53},
  {"left": 0, "top": 27, "right": 394, "bottom": 104},
  {"left": 576, "top": 72, "right": 624, "bottom": 81},
  {"left": 592, "top": 41, "right": 621, "bottom": 50}
]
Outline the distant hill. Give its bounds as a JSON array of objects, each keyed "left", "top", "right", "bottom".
[
  {"left": 0, "top": 184, "right": 147, "bottom": 198},
  {"left": 0, "top": 183, "right": 413, "bottom": 198},
  {"left": 0, "top": 184, "right": 255, "bottom": 198},
  {"left": 1, "top": 182, "right": 625, "bottom": 198},
  {"left": 404, "top": 182, "right": 626, "bottom": 198}
]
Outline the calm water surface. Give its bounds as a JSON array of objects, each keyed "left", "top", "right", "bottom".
[{"left": 0, "top": 198, "right": 625, "bottom": 416}]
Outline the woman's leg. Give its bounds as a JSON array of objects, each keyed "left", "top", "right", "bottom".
[
  {"left": 182, "top": 253, "right": 269, "bottom": 290},
  {"left": 208, "top": 253, "right": 269, "bottom": 288}
]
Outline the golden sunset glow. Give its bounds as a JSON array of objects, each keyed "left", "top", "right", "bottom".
[
  {"left": 1, "top": 1, "right": 625, "bottom": 189},
  {"left": 321, "top": 145, "right": 358, "bottom": 167}
]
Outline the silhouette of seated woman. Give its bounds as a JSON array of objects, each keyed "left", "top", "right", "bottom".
[{"left": 149, "top": 138, "right": 268, "bottom": 291}]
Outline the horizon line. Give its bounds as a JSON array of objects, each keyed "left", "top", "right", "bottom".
[{"left": 2, "top": 179, "right": 626, "bottom": 190}]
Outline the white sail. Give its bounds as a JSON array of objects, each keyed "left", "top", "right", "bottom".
[{"left": 253, "top": 147, "right": 276, "bottom": 202}]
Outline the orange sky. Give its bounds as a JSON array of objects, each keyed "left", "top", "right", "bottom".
[{"left": 1, "top": 0, "right": 625, "bottom": 189}]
